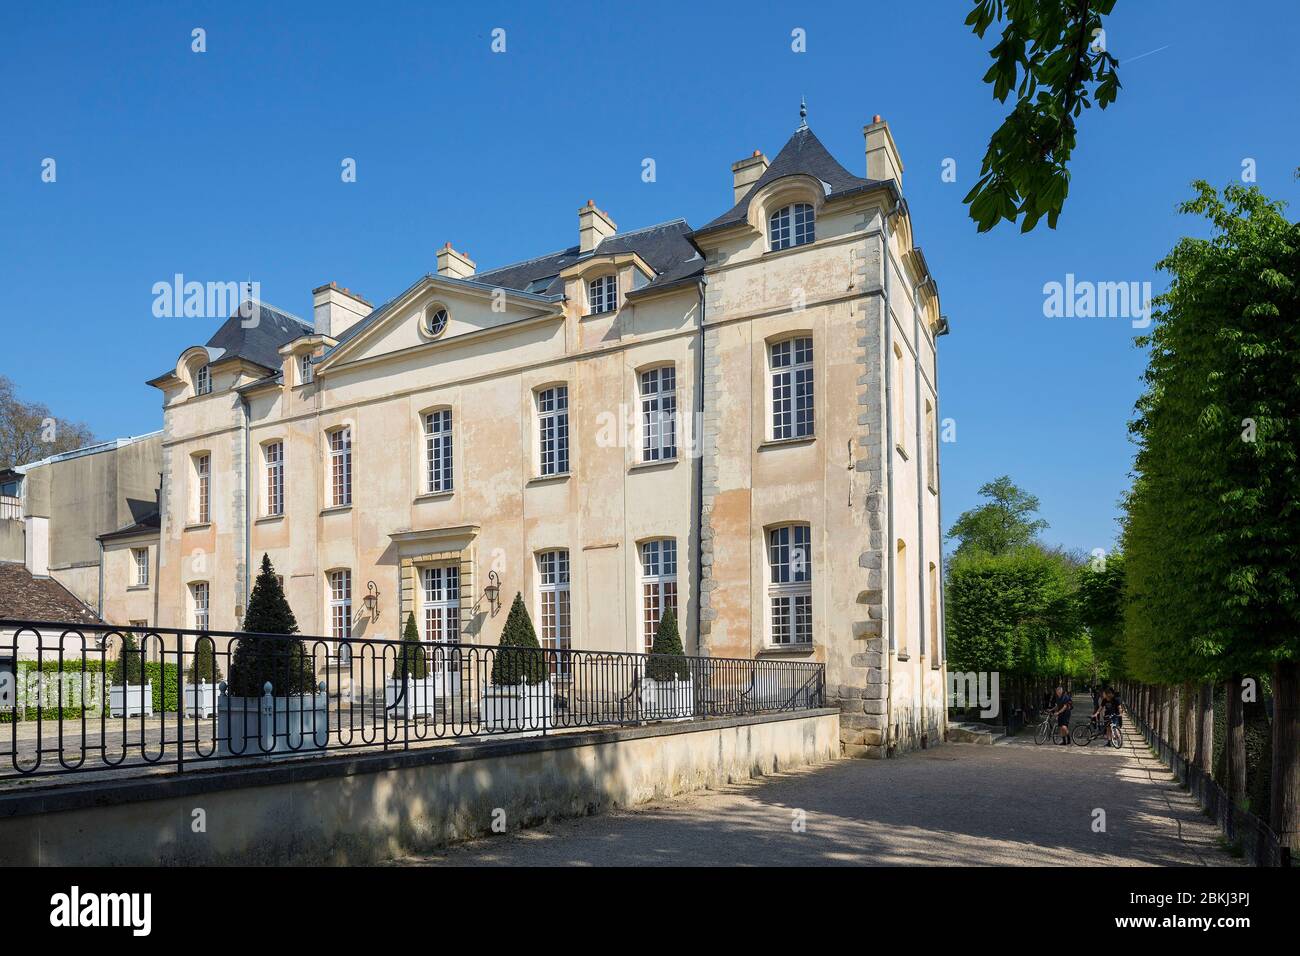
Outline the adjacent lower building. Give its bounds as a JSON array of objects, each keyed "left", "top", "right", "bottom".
[{"left": 132, "top": 114, "right": 947, "bottom": 756}]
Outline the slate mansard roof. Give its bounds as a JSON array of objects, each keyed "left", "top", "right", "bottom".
[{"left": 149, "top": 303, "right": 313, "bottom": 384}]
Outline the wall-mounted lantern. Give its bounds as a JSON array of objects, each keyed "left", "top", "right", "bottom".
[
  {"left": 484, "top": 570, "right": 502, "bottom": 617},
  {"left": 364, "top": 580, "right": 381, "bottom": 621}
]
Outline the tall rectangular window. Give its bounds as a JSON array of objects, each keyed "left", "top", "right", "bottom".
[
  {"left": 640, "top": 367, "right": 677, "bottom": 462},
  {"left": 298, "top": 354, "right": 313, "bottom": 385},
  {"left": 424, "top": 410, "right": 453, "bottom": 493},
  {"left": 893, "top": 344, "right": 907, "bottom": 452},
  {"left": 194, "top": 454, "right": 210, "bottom": 524},
  {"left": 264, "top": 441, "right": 284, "bottom": 517},
  {"left": 329, "top": 427, "right": 352, "bottom": 507},
  {"left": 896, "top": 540, "right": 909, "bottom": 655},
  {"left": 329, "top": 569, "right": 352, "bottom": 642},
  {"left": 925, "top": 399, "right": 937, "bottom": 490},
  {"left": 587, "top": 274, "right": 617, "bottom": 314},
  {"left": 771, "top": 337, "right": 814, "bottom": 440},
  {"left": 640, "top": 539, "right": 678, "bottom": 654},
  {"left": 537, "top": 550, "right": 571, "bottom": 677},
  {"left": 132, "top": 548, "right": 149, "bottom": 587},
  {"left": 195, "top": 364, "right": 211, "bottom": 395},
  {"left": 537, "top": 386, "right": 569, "bottom": 477},
  {"left": 423, "top": 565, "right": 460, "bottom": 648},
  {"left": 929, "top": 561, "right": 940, "bottom": 663},
  {"left": 191, "top": 582, "right": 209, "bottom": 631},
  {"left": 768, "top": 525, "right": 812, "bottom": 645}
]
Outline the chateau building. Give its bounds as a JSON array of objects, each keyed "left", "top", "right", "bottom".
[{"left": 135, "top": 115, "right": 948, "bottom": 756}]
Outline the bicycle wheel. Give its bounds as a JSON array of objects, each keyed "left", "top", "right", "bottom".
[
  {"left": 1035, "top": 721, "right": 1050, "bottom": 745},
  {"left": 1110, "top": 727, "right": 1124, "bottom": 749},
  {"left": 1071, "top": 722, "right": 1093, "bottom": 746}
]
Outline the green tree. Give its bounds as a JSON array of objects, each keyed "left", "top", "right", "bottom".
[
  {"left": 1122, "top": 181, "right": 1299, "bottom": 849},
  {"left": 946, "top": 475, "right": 1048, "bottom": 557},
  {"left": 109, "top": 632, "right": 144, "bottom": 686},
  {"left": 490, "top": 592, "right": 547, "bottom": 686},
  {"left": 228, "top": 554, "right": 316, "bottom": 697},
  {"left": 186, "top": 635, "right": 222, "bottom": 682},
  {"left": 392, "top": 612, "right": 429, "bottom": 681},
  {"left": 646, "top": 608, "right": 690, "bottom": 681},
  {"left": 964, "top": 0, "right": 1121, "bottom": 232},
  {"left": 1076, "top": 551, "right": 1125, "bottom": 678}
]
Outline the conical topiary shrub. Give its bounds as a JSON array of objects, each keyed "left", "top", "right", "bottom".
[
  {"left": 110, "top": 632, "right": 145, "bottom": 686},
  {"left": 392, "top": 612, "right": 429, "bottom": 681},
  {"left": 646, "top": 608, "right": 690, "bottom": 681},
  {"left": 187, "top": 635, "right": 223, "bottom": 682},
  {"left": 227, "top": 554, "right": 316, "bottom": 697},
  {"left": 490, "top": 592, "right": 547, "bottom": 685}
]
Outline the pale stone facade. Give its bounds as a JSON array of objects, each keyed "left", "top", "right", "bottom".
[{"left": 139, "top": 117, "right": 948, "bottom": 756}]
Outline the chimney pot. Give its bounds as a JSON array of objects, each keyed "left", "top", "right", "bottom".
[
  {"left": 436, "top": 244, "right": 477, "bottom": 280},
  {"left": 313, "top": 283, "right": 371, "bottom": 338},
  {"left": 730, "top": 151, "right": 770, "bottom": 204}
]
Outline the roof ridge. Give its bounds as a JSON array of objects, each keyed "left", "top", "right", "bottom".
[{"left": 476, "top": 217, "right": 691, "bottom": 278}]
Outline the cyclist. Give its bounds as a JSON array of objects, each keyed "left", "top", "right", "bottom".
[
  {"left": 1101, "top": 687, "right": 1122, "bottom": 745},
  {"left": 1050, "top": 684, "right": 1073, "bottom": 745}
]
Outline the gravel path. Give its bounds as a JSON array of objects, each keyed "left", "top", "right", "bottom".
[{"left": 390, "top": 720, "right": 1241, "bottom": 867}]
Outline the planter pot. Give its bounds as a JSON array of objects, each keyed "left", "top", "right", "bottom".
[
  {"left": 184, "top": 679, "right": 217, "bottom": 719},
  {"left": 642, "top": 677, "right": 694, "bottom": 721},
  {"left": 479, "top": 682, "right": 552, "bottom": 735},
  {"left": 385, "top": 676, "right": 442, "bottom": 719},
  {"left": 109, "top": 681, "right": 153, "bottom": 718},
  {"left": 217, "top": 688, "right": 328, "bottom": 756}
]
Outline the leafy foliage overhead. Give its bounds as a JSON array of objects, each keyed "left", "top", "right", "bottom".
[
  {"left": 964, "top": 0, "right": 1120, "bottom": 233},
  {"left": 946, "top": 475, "right": 1048, "bottom": 557}
]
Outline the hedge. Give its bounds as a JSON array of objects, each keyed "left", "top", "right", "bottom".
[{"left": 1, "top": 659, "right": 180, "bottom": 722}]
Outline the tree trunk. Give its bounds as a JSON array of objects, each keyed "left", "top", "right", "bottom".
[
  {"left": 1197, "top": 682, "right": 1213, "bottom": 773},
  {"left": 1270, "top": 659, "right": 1299, "bottom": 854},
  {"left": 1171, "top": 684, "right": 1181, "bottom": 756},
  {"left": 1225, "top": 675, "right": 1247, "bottom": 807}
]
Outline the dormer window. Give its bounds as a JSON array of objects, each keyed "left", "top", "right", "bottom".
[
  {"left": 769, "top": 202, "right": 815, "bottom": 251},
  {"left": 298, "top": 354, "right": 314, "bottom": 385},
  {"left": 587, "top": 275, "right": 618, "bottom": 315},
  {"left": 195, "top": 364, "right": 212, "bottom": 395}
]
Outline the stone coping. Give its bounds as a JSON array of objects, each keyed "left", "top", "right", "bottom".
[{"left": 0, "top": 708, "right": 839, "bottom": 820}]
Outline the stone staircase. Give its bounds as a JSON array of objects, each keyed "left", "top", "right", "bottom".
[{"left": 945, "top": 720, "right": 1008, "bottom": 745}]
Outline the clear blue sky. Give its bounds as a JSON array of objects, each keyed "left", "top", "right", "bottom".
[{"left": 2, "top": 1, "right": 1296, "bottom": 555}]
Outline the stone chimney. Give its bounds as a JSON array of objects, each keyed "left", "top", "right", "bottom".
[
  {"left": 436, "top": 243, "right": 476, "bottom": 279},
  {"left": 731, "top": 150, "right": 769, "bottom": 203},
  {"left": 578, "top": 200, "right": 617, "bottom": 254},
  {"left": 312, "top": 283, "right": 371, "bottom": 338},
  {"left": 25, "top": 515, "right": 49, "bottom": 577},
  {"left": 864, "top": 115, "right": 903, "bottom": 188}
]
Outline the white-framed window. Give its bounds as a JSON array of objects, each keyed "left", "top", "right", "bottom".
[
  {"left": 768, "top": 524, "right": 812, "bottom": 646},
  {"left": 264, "top": 441, "right": 284, "bottom": 517},
  {"left": 537, "top": 385, "right": 569, "bottom": 476},
  {"left": 195, "top": 364, "right": 212, "bottom": 395},
  {"left": 893, "top": 344, "right": 907, "bottom": 452},
  {"left": 193, "top": 453, "right": 211, "bottom": 524},
  {"left": 640, "top": 538, "right": 678, "bottom": 654},
  {"left": 132, "top": 548, "right": 149, "bottom": 587},
  {"left": 424, "top": 410, "right": 453, "bottom": 494},
  {"left": 587, "top": 274, "right": 618, "bottom": 314},
  {"left": 537, "top": 550, "right": 571, "bottom": 677},
  {"left": 298, "top": 354, "right": 313, "bottom": 385},
  {"left": 191, "top": 582, "right": 210, "bottom": 631},
  {"left": 422, "top": 565, "right": 460, "bottom": 675},
  {"left": 329, "top": 569, "right": 352, "bottom": 664},
  {"left": 769, "top": 202, "right": 815, "bottom": 251},
  {"left": 328, "top": 426, "right": 352, "bottom": 507},
  {"left": 425, "top": 306, "right": 449, "bottom": 337},
  {"left": 771, "top": 337, "right": 814, "bottom": 440},
  {"left": 640, "top": 366, "right": 677, "bottom": 462}
]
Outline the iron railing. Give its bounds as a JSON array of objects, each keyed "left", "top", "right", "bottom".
[
  {"left": 0, "top": 619, "right": 824, "bottom": 782},
  {"left": 0, "top": 497, "right": 21, "bottom": 521}
]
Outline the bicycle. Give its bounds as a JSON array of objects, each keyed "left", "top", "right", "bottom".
[
  {"left": 1072, "top": 712, "right": 1123, "bottom": 748},
  {"left": 1033, "top": 709, "right": 1057, "bottom": 745}
]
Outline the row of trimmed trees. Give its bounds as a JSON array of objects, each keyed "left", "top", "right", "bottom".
[{"left": 1112, "top": 182, "right": 1298, "bottom": 852}]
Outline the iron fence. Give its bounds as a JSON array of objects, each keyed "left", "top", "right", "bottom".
[{"left": 0, "top": 619, "right": 824, "bottom": 782}]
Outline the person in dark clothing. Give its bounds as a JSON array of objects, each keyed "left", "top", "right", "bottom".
[
  {"left": 1100, "top": 688, "right": 1122, "bottom": 745},
  {"left": 1050, "top": 684, "right": 1073, "bottom": 744}
]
